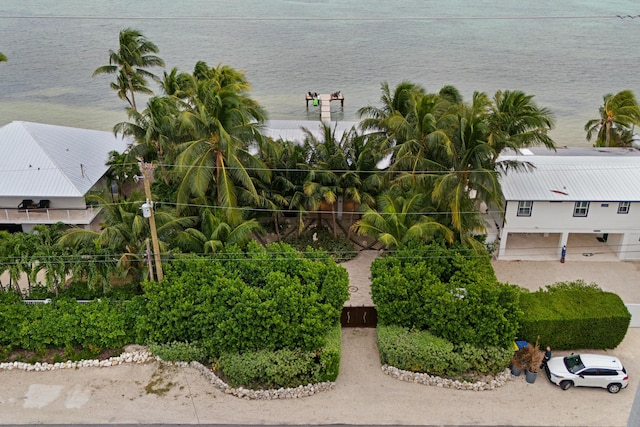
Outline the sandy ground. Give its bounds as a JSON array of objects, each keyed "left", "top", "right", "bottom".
[{"left": 0, "top": 252, "right": 638, "bottom": 426}]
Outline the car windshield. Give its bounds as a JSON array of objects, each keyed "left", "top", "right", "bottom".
[{"left": 564, "top": 355, "right": 585, "bottom": 374}]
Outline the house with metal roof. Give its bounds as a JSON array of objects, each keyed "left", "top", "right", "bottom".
[
  {"left": 0, "top": 121, "right": 131, "bottom": 232},
  {"left": 494, "top": 147, "right": 640, "bottom": 261}
]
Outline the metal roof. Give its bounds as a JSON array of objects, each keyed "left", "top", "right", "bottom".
[
  {"left": 498, "top": 148, "right": 640, "bottom": 201},
  {"left": 0, "top": 121, "right": 132, "bottom": 198},
  {"left": 263, "top": 120, "right": 359, "bottom": 144}
]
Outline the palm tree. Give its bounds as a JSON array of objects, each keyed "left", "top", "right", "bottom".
[
  {"left": 0, "top": 53, "right": 7, "bottom": 62},
  {"left": 104, "top": 150, "right": 141, "bottom": 200},
  {"left": 58, "top": 193, "right": 194, "bottom": 282},
  {"left": 358, "top": 81, "right": 427, "bottom": 159},
  {"left": 585, "top": 90, "right": 640, "bottom": 147},
  {"left": 172, "top": 208, "right": 262, "bottom": 253},
  {"left": 31, "top": 223, "right": 73, "bottom": 296},
  {"left": 350, "top": 189, "right": 452, "bottom": 249},
  {"left": 301, "top": 122, "right": 383, "bottom": 238},
  {"left": 486, "top": 89, "right": 556, "bottom": 153},
  {"left": 114, "top": 96, "right": 181, "bottom": 183},
  {"left": 173, "top": 62, "right": 269, "bottom": 223},
  {"left": 93, "top": 28, "right": 165, "bottom": 111},
  {"left": 0, "top": 231, "right": 22, "bottom": 294},
  {"left": 387, "top": 92, "right": 498, "bottom": 248},
  {"left": 253, "top": 137, "right": 302, "bottom": 240}
]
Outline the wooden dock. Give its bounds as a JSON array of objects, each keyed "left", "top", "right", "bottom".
[{"left": 306, "top": 92, "right": 344, "bottom": 122}]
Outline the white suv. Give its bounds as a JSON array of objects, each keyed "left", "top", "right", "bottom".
[{"left": 545, "top": 353, "right": 628, "bottom": 393}]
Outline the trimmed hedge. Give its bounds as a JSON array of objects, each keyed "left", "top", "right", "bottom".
[
  {"left": 518, "top": 281, "right": 630, "bottom": 350},
  {"left": 371, "top": 242, "right": 522, "bottom": 348},
  {"left": 137, "top": 242, "right": 349, "bottom": 355},
  {"left": 377, "top": 325, "right": 512, "bottom": 376},
  {"left": 217, "top": 324, "right": 342, "bottom": 388},
  {"left": 0, "top": 295, "right": 133, "bottom": 353},
  {"left": 149, "top": 341, "right": 209, "bottom": 364}
]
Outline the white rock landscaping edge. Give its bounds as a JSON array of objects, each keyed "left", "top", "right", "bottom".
[
  {"left": 382, "top": 364, "right": 515, "bottom": 391},
  {"left": 0, "top": 348, "right": 335, "bottom": 400},
  {"left": 0, "top": 349, "right": 513, "bottom": 397}
]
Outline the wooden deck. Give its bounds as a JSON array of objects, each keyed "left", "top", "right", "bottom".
[
  {"left": 305, "top": 93, "right": 344, "bottom": 107},
  {"left": 305, "top": 92, "right": 344, "bottom": 122}
]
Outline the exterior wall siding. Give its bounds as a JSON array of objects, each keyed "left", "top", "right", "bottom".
[{"left": 504, "top": 201, "right": 640, "bottom": 233}]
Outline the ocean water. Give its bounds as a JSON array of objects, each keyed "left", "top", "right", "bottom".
[{"left": 0, "top": 0, "right": 639, "bottom": 147}]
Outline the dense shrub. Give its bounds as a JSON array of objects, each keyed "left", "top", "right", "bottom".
[
  {"left": 0, "top": 291, "right": 29, "bottom": 346},
  {"left": 138, "top": 242, "right": 349, "bottom": 356},
  {"left": 284, "top": 228, "right": 356, "bottom": 262},
  {"left": 371, "top": 242, "right": 521, "bottom": 348},
  {"left": 518, "top": 280, "right": 630, "bottom": 350},
  {"left": 0, "top": 296, "right": 133, "bottom": 352},
  {"left": 25, "top": 281, "right": 141, "bottom": 300},
  {"left": 217, "top": 325, "right": 341, "bottom": 388},
  {"left": 377, "top": 325, "right": 512, "bottom": 376},
  {"left": 149, "top": 341, "right": 209, "bottom": 364}
]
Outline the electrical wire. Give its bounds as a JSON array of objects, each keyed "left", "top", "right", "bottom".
[
  {"left": 1, "top": 15, "right": 638, "bottom": 22},
  {"left": 3, "top": 241, "right": 640, "bottom": 266}
]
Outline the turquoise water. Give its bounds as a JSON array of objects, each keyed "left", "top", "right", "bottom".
[{"left": 0, "top": 0, "right": 639, "bottom": 146}]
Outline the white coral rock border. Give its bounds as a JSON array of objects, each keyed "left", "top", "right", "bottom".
[
  {"left": 0, "top": 349, "right": 335, "bottom": 400},
  {"left": 0, "top": 349, "right": 512, "bottom": 398},
  {"left": 382, "top": 364, "right": 515, "bottom": 391}
]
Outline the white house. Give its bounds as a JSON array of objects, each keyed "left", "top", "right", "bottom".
[
  {"left": 495, "top": 147, "right": 640, "bottom": 261},
  {"left": 0, "top": 121, "right": 131, "bottom": 232}
]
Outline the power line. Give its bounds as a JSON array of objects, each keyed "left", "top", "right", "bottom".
[
  {"left": 1, "top": 14, "right": 638, "bottom": 22},
  {"left": 5, "top": 161, "right": 640, "bottom": 175},
  {"left": 4, "top": 243, "right": 640, "bottom": 266}
]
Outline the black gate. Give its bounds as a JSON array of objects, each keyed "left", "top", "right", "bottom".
[{"left": 341, "top": 306, "right": 377, "bottom": 327}]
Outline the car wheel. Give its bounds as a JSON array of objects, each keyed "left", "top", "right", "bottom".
[
  {"left": 607, "top": 383, "right": 622, "bottom": 394},
  {"left": 560, "top": 380, "right": 573, "bottom": 390}
]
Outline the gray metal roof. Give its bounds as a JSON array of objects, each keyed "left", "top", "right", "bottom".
[
  {"left": 0, "top": 121, "right": 132, "bottom": 198},
  {"left": 263, "top": 120, "right": 359, "bottom": 144},
  {"left": 498, "top": 148, "right": 640, "bottom": 201}
]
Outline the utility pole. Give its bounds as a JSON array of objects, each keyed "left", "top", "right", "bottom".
[
  {"left": 139, "top": 162, "right": 163, "bottom": 281},
  {"left": 145, "top": 238, "right": 154, "bottom": 281}
]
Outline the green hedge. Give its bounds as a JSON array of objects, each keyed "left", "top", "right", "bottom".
[
  {"left": 518, "top": 282, "right": 630, "bottom": 350},
  {"left": 0, "top": 296, "right": 133, "bottom": 353},
  {"left": 217, "top": 324, "right": 342, "bottom": 388},
  {"left": 149, "top": 341, "right": 209, "bottom": 364},
  {"left": 371, "top": 242, "right": 521, "bottom": 348},
  {"left": 138, "top": 242, "right": 349, "bottom": 356},
  {"left": 377, "top": 325, "right": 512, "bottom": 376}
]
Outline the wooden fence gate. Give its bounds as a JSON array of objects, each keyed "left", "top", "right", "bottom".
[{"left": 340, "top": 306, "right": 377, "bottom": 327}]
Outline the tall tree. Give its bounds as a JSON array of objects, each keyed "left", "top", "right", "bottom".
[
  {"left": 173, "top": 62, "right": 269, "bottom": 223},
  {"left": 114, "top": 96, "right": 180, "bottom": 183},
  {"left": 357, "top": 81, "right": 427, "bottom": 159},
  {"left": 58, "top": 193, "right": 194, "bottom": 282},
  {"left": 486, "top": 89, "right": 556, "bottom": 153},
  {"left": 585, "top": 90, "right": 640, "bottom": 147},
  {"left": 93, "top": 28, "right": 165, "bottom": 111},
  {"left": 301, "top": 123, "right": 382, "bottom": 238},
  {"left": 253, "top": 137, "right": 302, "bottom": 240}
]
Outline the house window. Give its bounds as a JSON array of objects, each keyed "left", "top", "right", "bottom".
[
  {"left": 517, "top": 201, "right": 533, "bottom": 217},
  {"left": 618, "top": 202, "right": 630, "bottom": 214},
  {"left": 574, "top": 201, "right": 589, "bottom": 217}
]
